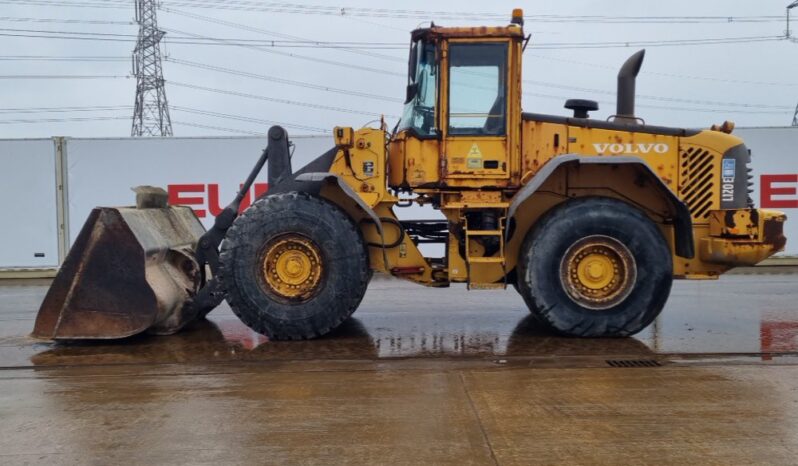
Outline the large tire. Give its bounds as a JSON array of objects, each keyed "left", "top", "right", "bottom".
[
  {"left": 219, "top": 192, "right": 371, "bottom": 340},
  {"left": 517, "top": 197, "right": 672, "bottom": 337}
]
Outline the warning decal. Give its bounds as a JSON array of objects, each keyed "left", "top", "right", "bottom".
[{"left": 467, "top": 144, "right": 483, "bottom": 169}]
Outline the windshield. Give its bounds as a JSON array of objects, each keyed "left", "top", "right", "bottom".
[{"left": 398, "top": 40, "right": 437, "bottom": 137}]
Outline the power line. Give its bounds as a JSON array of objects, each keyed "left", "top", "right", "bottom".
[
  {"left": 528, "top": 35, "right": 785, "bottom": 50},
  {"left": 171, "top": 106, "right": 330, "bottom": 133},
  {"left": 159, "top": 26, "right": 404, "bottom": 76},
  {"left": 0, "top": 64, "right": 765, "bottom": 117},
  {"left": 0, "top": 0, "right": 786, "bottom": 29},
  {"left": 0, "top": 104, "right": 330, "bottom": 133},
  {"left": 156, "top": 1, "right": 783, "bottom": 24},
  {"left": 160, "top": 2, "right": 779, "bottom": 23},
  {"left": 166, "top": 58, "right": 402, "bottom": 103},
  {"left": 0, "top": 74, "right": 129, "bottom": 79},
  {"left": 0, "top": 27, "right": 134, "bottom": 36},
  {"left": 0, "top": 105, "right": 131, "bottom": 113},
  {"left": 0, "top": 1, "right": 127, "bottom": 9},
  {"left": 29, "top": 0, "right": 782, "bottom": 24},
  {"left": 524, "top": 91, "right": 792, "bottom": 115},
  {"left": 0, "top": 115, "right": 130, "bottom": 124},
  {"left": 171, "top": 120, "right": 264, "bottom": 135},
  {"left": 526, "top": 53, "right": 798, "bottom": 87},
  {"left": 0, "top": 55, "right": 128, "bottom": 62},
  {"left": 161, "top": 26, "right": 407, "bottom": 48},
  {"left": 523, "top": 79, "right": 793, "bottom": 110},
  {"left": 0, "top": 5, "right": 791, "bottom": 123},
  {"left": 0, "top": 26, "right": 785, "bottom": 50},
  {"left": 157, "top": 7, "right": 794, "bottom": 112},
  {"left": 0, "top": 48, "right": 786, "bottom": 114},
  {"left": 170, "top": 81, "right": 399, "bottom": 118},
  {"left": 162, "top": 7, "right": 405, "bottom": 62},
  {"left": 0, "top": 16, "right": 134, "bottom": 25},
  {"left": 0, "top": 26, "right": 407, "bottom": 49},
  {"left": 0, "top": 31, "right": 135, "bottom": 42}
]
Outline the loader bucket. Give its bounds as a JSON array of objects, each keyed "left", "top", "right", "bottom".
[{"left": 32, "top": 194, "right": 206, "bottom": 340}]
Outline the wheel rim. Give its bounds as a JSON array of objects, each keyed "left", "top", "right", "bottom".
[
  {"left": 260, "top": 234, "right": 323, "bottom": 301},
  {"left": 559, "top": 235, "right": 637, "bottom": 310}
]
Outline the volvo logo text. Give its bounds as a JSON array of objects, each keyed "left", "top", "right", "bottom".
[{"left": 593, "top": 143, "right": 669, "bottom": 155}]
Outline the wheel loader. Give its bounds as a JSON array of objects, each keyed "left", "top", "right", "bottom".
[{"left": 33, "top": 9, "right": 787, "bottom": 341}]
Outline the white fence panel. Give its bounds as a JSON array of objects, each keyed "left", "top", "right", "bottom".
[
  {"left": 65, "top": 136, "right": 330, "bottom": 244},
  {"left": 736, "top": 127, "right": 798, "bottom": 255},
  {"left": 0, "top": 139, "right": 59, "bottom": 268},
  {"left": 2, "top": 127, "right": 796, "bottom": 269}
]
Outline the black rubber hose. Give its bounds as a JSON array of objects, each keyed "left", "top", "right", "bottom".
[{"left": 360, "top": 217, "right": 405, "bottom": 248}]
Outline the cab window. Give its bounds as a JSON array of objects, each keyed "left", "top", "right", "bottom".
[
  {"left": 448, "top": 43, "right": 508, "bottom": 136},
  {"left": 398, "top": 40, "right": 438, "bottom": 137}
]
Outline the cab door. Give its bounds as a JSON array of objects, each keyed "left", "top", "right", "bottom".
[{"left": 442, "top": 41, "right": 511, "bottom": 182}]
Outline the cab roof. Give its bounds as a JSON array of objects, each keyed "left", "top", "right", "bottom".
[{"left": 411, "top": 24, "right": 525, "bottom": 42}]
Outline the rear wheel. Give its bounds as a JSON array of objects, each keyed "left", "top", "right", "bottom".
[
  {"left": 516, "top": 197, "right": 672, "bottom": 337},
  {"left": 219, "top": 192, "right": 370, "bottom": 340}
]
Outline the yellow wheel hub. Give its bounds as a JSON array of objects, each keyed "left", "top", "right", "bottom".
[
  {"left": 261, "top": 234, "right": 323, "bottom": 301},
  {"left": 577, "top": 254, "right": 615, "bottom": 290},
  {"left": 560, "top": 235, "right": 637, "bottom": 310}
]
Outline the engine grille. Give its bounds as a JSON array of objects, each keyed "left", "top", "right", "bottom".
[
  {"left": 679, "top": 146, "right": 717, "bottom": 220},
  {"left": 746, "top": 152, "right": 755, "bottom": 207}
]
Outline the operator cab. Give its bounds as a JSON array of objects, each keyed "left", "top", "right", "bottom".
[{"left": 388, "top": 11, "right": 526, "bottom": 190}]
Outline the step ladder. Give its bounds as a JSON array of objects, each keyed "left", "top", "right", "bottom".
[{"left": 464, "top": 211, "right": 507, "bottom": 290}]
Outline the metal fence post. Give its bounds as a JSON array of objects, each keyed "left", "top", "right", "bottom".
[{"left": 53, "top": 137, "right": 70, "bottom": 266}]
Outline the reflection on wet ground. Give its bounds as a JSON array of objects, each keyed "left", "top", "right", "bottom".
[
  {"left": 2, "top": 275, "right": 798, "bottom": 465},
  {"left": 0, "top": 274, "right": 794, "bottom": 367}
]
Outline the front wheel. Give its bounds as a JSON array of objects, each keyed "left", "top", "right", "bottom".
[
  {"left": 219, "top": 192, "right": 371, "bottom": 340},
  {"left": 516, "top": 197, "right": 673, "bottom": 337}
]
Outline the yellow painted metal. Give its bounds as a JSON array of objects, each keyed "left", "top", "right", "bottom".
[
  {"left": 260, "top": 234, "right": 323, "bottom": 301},
  {"left": 463, "top": 211, "right": 507, "bottom": 289},
  {"left": 576, "top": 254, "right": 615, "bottom": 290},
  {"left": 333, "top": 126, "right": 355, "bottom": 148},
  {"left": 313, "top": 15, "right": 786, "bottom": 287},
  {"left": 388, "top": 131, "right": 440, "bottom": 187},
  {"left": 328, "top": 127, "right": 389, "bottom": 207},
  {"left": 438, "top": 34, "right": 523, "bottom": 188},
  {"left": 700, "top": 237, "right": 778, "bottom": 267},
  {"left": 445, "top": 137, "right": 508, "bottom": 179},
  {"left": 316, "top": 127, "right": 435, "bottom": 284},
  {"left": 709, "top": 209, "right": 758, "bottom": 238},
  {"left": 560, "top": 236, "right": 637, "bottom": 310},
  {"left": 699, "top": 208, "right": 787, "bottom": 266},
  {"left": 520, "top": 121, "right": 569, "bottom": 182},
  {"left": 564, "top": 126, "right": 680, "bottom": 190}
]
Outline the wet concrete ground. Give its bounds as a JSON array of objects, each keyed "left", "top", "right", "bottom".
[{"left": 1, "top": 275, "right": 797, "bottom": 464}]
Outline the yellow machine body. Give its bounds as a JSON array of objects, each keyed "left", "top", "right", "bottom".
[
  {"left": 317, "top": 22, "right": 786, "bottom": 289},
  {"left": 32, "top": 10, "right": 788, "bottom": 341}
]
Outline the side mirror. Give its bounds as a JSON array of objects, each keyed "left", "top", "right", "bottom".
[{"left": 405, "top": 83, "right": 419, "bottom": 104}]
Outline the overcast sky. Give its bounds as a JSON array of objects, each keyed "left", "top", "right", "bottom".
[{"left": 1, "top": 0, "right": 797, "bottom": 139}]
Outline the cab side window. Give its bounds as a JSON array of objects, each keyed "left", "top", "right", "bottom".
[{"left": 448, "top": 43, "right": 508, "bottom": 136}]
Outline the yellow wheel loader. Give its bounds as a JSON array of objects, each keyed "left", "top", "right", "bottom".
[{"left": 33, "top": 9, "right": 787, "bottom": 341}]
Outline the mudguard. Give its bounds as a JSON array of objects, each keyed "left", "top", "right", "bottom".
[
  {"left": 294, "top": 172, "right": 389, "bottom": 268},
  {"left": 508, "top": 154, "right": 695, "bottom": 259}
]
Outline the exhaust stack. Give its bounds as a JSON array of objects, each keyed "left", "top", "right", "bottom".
[{"left": 616, "top": 49, "right": 646, "bottom": 123}]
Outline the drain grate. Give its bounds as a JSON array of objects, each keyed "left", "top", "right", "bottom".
[{"left": 606, "top": 359, "right": 662, "bottom": 368}]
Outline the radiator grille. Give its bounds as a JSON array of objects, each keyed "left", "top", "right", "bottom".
[{"left": 679, "top": 147, "right": 716, "bottom": 220}]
